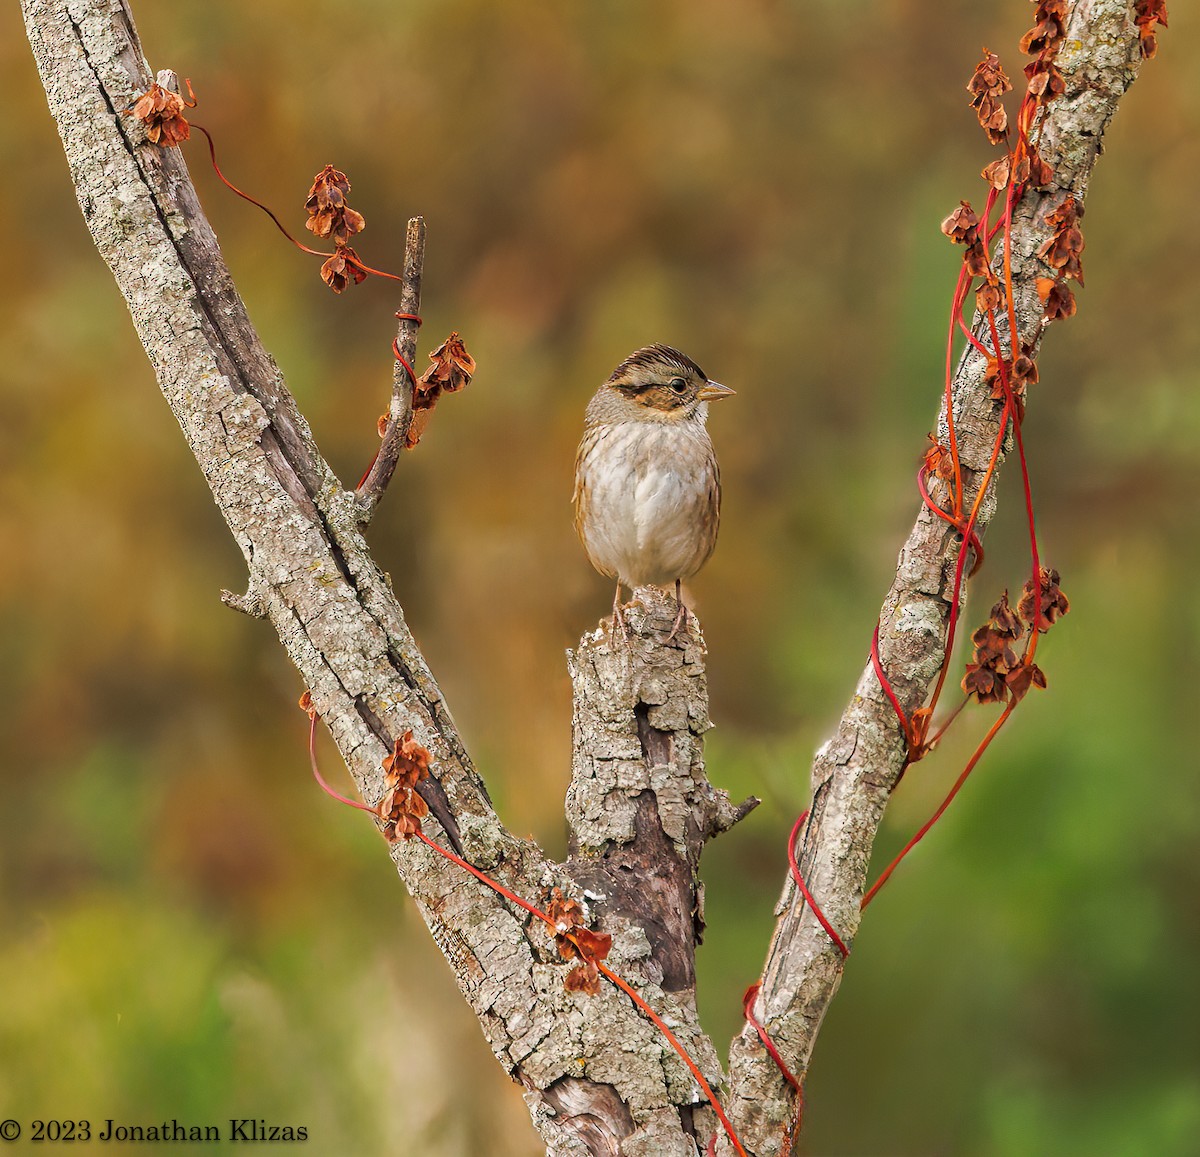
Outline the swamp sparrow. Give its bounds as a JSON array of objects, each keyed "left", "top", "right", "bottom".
[{"left": 573, "top": 344, "right": 734, "bottom": 635}]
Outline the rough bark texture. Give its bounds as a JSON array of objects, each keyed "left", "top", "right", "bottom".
[
  {"left": 22, "top": 0, "right": 1149, "bottom": 1153},
  {"left": 566, "top": 593, "right": 756, "bottom": 997},
  {"left": 722, "top": 5, "right": 1149, "bottom": 1153}
]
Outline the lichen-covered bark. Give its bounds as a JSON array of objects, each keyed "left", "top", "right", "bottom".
[
  {"left": 538, "top": 589, "right": 757, "bottom": 1150},
  {"left": 722, "top": 5, "right": 1149, "bottom": 1153},
  {"left": 566, "top": 592, "right": 755, "bottom": 993}
]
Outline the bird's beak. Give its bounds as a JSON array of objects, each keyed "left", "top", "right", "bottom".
[{"left": 698, "top": 380, "right": 735, "bottom": 401}]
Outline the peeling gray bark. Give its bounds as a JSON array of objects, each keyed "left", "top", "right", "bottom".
[
  {"left": 723, "top": 4, "right": 1150, "bottom": 1153},
  {"left": 23, "top": 0, "right": 1151, "bottom": 1153}
]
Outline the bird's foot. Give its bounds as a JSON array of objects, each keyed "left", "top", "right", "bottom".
[
  {"left": 609, "top": 584, "right": 631, "bottom": 645},
  {"left": 665, "top": 579, "right": 689, "bottom": 643}
]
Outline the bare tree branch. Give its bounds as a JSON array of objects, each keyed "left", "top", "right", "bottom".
[
  {"left": 356, "top": 215, "right": 426, "bottom": 517},
  {"left": 723, "top": 4, "right": 1151, "bottom": 1152}
]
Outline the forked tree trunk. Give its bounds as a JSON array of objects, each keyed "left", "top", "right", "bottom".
[{"left": 22, "top": 1, "right": 1151, "bottom": 1153}]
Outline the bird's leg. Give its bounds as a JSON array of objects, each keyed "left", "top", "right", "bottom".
[
  {"left": 611, "top": 582, "right": 630, "bottom": 641},
  {"left": 666, "top": 578, "right": 689, "bottom": 642}
]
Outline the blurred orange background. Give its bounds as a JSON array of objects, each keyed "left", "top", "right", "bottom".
[{"left": 2, "top": 2, "right": 1198, "bottom": 1153}]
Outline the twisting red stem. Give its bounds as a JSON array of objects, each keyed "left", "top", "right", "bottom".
[
  {"left": 983, "top": 313, "right": 1041, "bottom": 631},
  {"left": 413, "top": 829, "right": 548, "bottom": 921},
  {"left": 341, "top": 251, "right": 404, "bottom": 284},
  {"left": 598, "top": 963, "right": 749, "bottom": 1157},
  {"left": 742, "top": 983, "right": 802, "bottom": 1093},
  {"left": 870, "top": 622, "right": 909, "bottom": 737},
  {"left": 192, "top": 124, "right": 328, "bottom": 257},
  {"left": 304, "top": 712, "right": 748, "bottom": 1156},
  {"left": 861, "top": 702, "right": 1015, "bottom": 909},
  {"left": 418, "top": 829, "right": 749, "bottom": 1155},
  {"left": 788, "top": 810, "right": 849, "bottom": 958},
  {"left": 858, "top": 37, "right": 1067, "bottom": 916},
  {"left": 956, "top": 312, "right": 995, "bottom": 359},
  {"left": 991, "top": 182, "right": 1046, "bottom": 661},
  {"left": 872, "top": 458, "right": 986, "bottom": 759},
  {"left": 307, "top": 711, "right": 376, "bottom": 814},
  {"left": 923, "top": 304, "right": 1013, "bottom": 721},
  {"left": 354, "top": 329, "right": 424, "bottom": 490},
  {"left": 390, "top": 338, "right": 417, "bottom": 386},
  {"left": 939, "top": 186, "right": 1008, "bottom": 521},
  {"left": 926, "top": 694, "right": 970, "bottom": 748},
  {"left": 192, "top": 124, "right": 407, "bottom": 286},
  {"left": 915, "top": 465, "right": 984, "bottom": 569},
  {"left": 944, "top": 266, "right": 972, "bottom": 517}
]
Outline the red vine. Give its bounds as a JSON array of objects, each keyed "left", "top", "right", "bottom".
[
  {"left": 298, "top": 692, "right": 748, "bottom": 1157},
  {"left": 787, "top": 810, "right": 849, "bottom": 958},
  {"left": 857, "top": 5, "right": 1114, "bottom": 906}
]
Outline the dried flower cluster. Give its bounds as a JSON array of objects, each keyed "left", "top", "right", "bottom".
[
  {"left": 405, "top": 332, "right": 477, "bottom": 448},
  {"left": 376, "top": 730, "right": 432, "bottom": 841},
  {"left": 923, "top": 435, "right": 955, "bottom": 485},
  {"left": 940, "top": 200, "right": 990, "bottom": 286},
  {"left": 305, "top": 166, "right": 369, "bottom": 293},
  {"left": 962, "top": 569, "right": 1069, "bottom": 706},
  {"left": 1036, "top": 195, "right": 1084, "bottom": 324},
  {"left": 962, "top": 593, "right": 1039, "bottom": 705},
  {"left": 305, "top": 165, "right": 365, "bottom": 247},
  {"left": 318, "top": 247, "right": 368, "bottom": 294},
  {"left": 1018, "top": 565, "right": 1070, "bottom": 633},
  {"left": 1020, "top": 0, "right": 1068, "bottom": 107},
  {"left": 941, "top": 201, "right": 979, "bottom": 245},
  {"left": 1040, "top": 196, "right": 1085, "bottom": 283},
  {"left": 967, "top": 50, "right": 1012, "bottom": 146},
  {"left": 966, "top": 44, "right": 1057, "bottom": 195},
  {"left": 545, "top": 889, "right": 613, "bottom": 996},
  {"left": 953, "top": 4, "right": 1074, "bottom": 248},
  {"left": 1019, "top": 0, "right": 1067, "bottom": 56},
  {"left": 1134, "top": 0, "right": 1169, "bottom": 59},
  {"left": 983, "top": 350, "right": 1039, "bottom": 420},
  {"left": 941, "top": 6, "right": 1090, "bottom": 427},
  {"left": 126, "top": 78, "right": 196, "bottom": 147},
  {"left": 1037, "top": 276, "right": 1076, "bottom": 322},
  {"left": 980, "top": 149, "right": 1054, "bottom": 196}
]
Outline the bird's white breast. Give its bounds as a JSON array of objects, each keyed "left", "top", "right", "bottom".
[{"left": 576, "top": 418, "right": 719, "bottom": 588}]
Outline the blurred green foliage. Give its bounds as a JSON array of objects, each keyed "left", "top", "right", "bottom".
[{"left": 2, "top": 2, "right": 1198, "bottom": 1153}]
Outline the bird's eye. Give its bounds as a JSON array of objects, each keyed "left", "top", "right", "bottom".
[{"left": 667, "top": 377, "right": 688, "bottom": 394}]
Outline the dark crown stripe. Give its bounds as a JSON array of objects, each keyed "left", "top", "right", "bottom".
[{"left": 607, "top": 343, "right": 707, "bottom": 385}]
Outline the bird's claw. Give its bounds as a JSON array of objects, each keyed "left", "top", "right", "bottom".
[
  {"left": 610, "top": 584, "right": 632, "bottom": 645},
  {"left": 666, "top": 601, "right": 688, "bottom": 643},
  {"left": 665, "top": 578, "right": 689, "bottom": 643}
]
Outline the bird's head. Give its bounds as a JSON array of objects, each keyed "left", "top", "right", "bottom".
[{"left": 588, "top": 344, "right": 735, "bottom": 425}]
